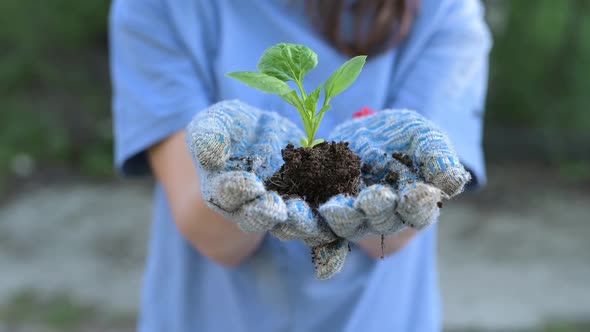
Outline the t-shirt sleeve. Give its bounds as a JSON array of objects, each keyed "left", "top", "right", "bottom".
[
  {"left": 109, "top": 0, "right": 215, "bottom": 176},
  {"left": 386, "top": 0, "right": 492, "bottom": 188}
]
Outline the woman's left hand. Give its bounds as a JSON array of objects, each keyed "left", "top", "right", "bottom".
[{"left": 318, "top": 109, "right": 472, "bottom": 241}]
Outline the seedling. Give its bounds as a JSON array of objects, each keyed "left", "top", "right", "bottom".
[{"left": 227, "top": 43, "right": 367, "bottom": 147}]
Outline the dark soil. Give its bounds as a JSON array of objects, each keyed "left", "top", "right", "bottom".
[
  {"left": 385, "top": 171, "right": 399, "bottom": 185},
  {"left": 392, "top": 152, "right": 420, "bottom": 174},
  {"left": 361, "top": 152, "right": 422, "bottom": 188},
  {"left": 360, "top": 163, "right": 376, "bottom": 186},
  {"left": 392, "top": 152, "right": 414, "bottom": 168},
  {"left": 361, "top": 162, "right": 399, "bottom": 187},
  {"left": 360, "top": 163, "right": 373, "bottom": 175},
  {"left": 265, "top": 141, "right": 361, "bottom": 208}
]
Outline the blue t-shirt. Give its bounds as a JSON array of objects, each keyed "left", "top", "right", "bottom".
[{"left": 109, "top": 0, "right": 491, "bottom": 331}]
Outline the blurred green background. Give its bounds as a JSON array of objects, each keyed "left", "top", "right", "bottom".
[
  {"left": 0, "top": 0, "right": 112, "bottom": 192},
  {"left": 1, "top": 0, "right": 589, "bottom": 190}
]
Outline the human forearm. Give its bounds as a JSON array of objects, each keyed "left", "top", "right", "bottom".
[
  {"left": 355, "top": 228, "right": 417, "bottom": 259},
  {"left": 173, "top": 183, "right": 265, "bottom": 266},
  {"left": 149, "top": 130, "right": 264, "bottom": 267}
]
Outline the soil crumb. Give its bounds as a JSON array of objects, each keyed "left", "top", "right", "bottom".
[
  {"left": 392, "top": 152, "right": 414, "bottom": 168},
  {"left": 361, "top": 163, "right": 376, "bottom": 186},
  {"left": 385, "top": 171, "right": 399, "bottom": 185},
  {"left": 361, "top": 163, "right": 373, "bottom": 174}
]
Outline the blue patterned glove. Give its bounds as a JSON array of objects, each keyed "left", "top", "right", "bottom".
[
  {"left": 319, "top": 109, "right": 472, "bottom": 240},
  {"left": 186, "top": 100, "right": 348, "bottom": 278}
]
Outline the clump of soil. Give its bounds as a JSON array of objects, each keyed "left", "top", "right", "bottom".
[
  {"left": 265, "top": 141, "right": 361, "bottom": 208},
  {"left": 360, "top": 162, "right": 400, "bottom": 187},
  {"left": 392, "top": 152, "right": 414, "bottom": 168},
  {"left": 385, "top": 171, "right": 399, "bottom": 185},
  {"left": 361, "top": 152, "right": 421, "bottom": 188},
  {"left": 392, "top": 152, "right": 421, "bottom": 174}
]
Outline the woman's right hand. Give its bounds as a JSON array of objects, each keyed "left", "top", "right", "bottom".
[
  {"left": 187, "top": 100, "right": 349, "bottom": 277},
  {"left": 187, "top": 100, "right": 298, "bottom": 233}
]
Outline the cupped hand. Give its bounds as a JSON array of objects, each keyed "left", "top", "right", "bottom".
[
  {"left": 319, "top": 109, "right": 472, "bottom": 240},
  {"left": 186, "top": 100, "right": 348, "bottom": 278}
]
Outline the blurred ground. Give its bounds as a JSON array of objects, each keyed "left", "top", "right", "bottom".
[
  {"left": 439, "top": 163, "right": 590, "bottom": 331},
  {"left": 0, "top": 163, "right": 589, "bottom": 332}
]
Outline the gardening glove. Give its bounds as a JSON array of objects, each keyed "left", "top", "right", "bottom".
[
  {"left": 319, "top": 109, "right": 472, "bottom": 240},
  {"left": 186, "top": 100, "right": 348, "bottom": 278},
  {"left": 269, "top": 197, "right": 350, "bottom": 279}
]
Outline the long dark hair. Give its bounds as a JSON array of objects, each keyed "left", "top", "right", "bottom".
[{"left": 306, "top": 0, "right": 419, "bottom": 56}]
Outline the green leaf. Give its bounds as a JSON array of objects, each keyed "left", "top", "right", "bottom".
[
  {"left": 310, "top": 139, "right": 324, "bottom": 147},
  {"left": 317, "top": 104, "right": 332, "bottom": 116},
  {"left": 300, "top": 137, "right": 309, "bottom": 147},
  {"left": 304, "top": 86, "right": 322, "bottom": 115},
  {"left": 280, "top": 90, "right": 303, "bottom": 109},
  {"left": 324, "top": 55, "right": 367, "bottom": 100},
  {"left": 226, "top": 71, "right": 293, "bottom": 96},
  {"left": 257, "top": 43, "right": 318, "bottom": 83}
]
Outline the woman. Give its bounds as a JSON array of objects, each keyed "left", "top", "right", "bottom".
[{"left": 109, "top": 0, "right": 491, "bottom": 331}]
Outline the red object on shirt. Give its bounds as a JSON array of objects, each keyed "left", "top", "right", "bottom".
[{"left": 353, "top": 107, "right": 376, "bottom": 119}]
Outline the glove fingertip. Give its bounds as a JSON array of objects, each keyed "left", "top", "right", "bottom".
[
  {"left": 355, "top": 185, "right": 397, "bottom": 216},
  {"left": 186, "top": 123, "right": 231, "bottom": 172},
  {"left": 319, "top": 195, "right": 365, "bottom": 239},
  {"left": 240, "top": 192, "right": 288, "bottom": 232},
  {"left": 428, "top": 165, "right": 471, "bottom": 198},
  {"left": 312, "top": 239, "right": 349, "bottom": 280},
  {"left": 209, "top": 171, "right": 266, "bottom": 211},
  {"left": 285, "top": 198, "right": 314, "bottom": 223},
  {"left": 396, "top": 183, "right": 441, "bottom": 230}
]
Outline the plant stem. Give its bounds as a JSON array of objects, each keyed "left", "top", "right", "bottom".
[
  {"left": 307, "top": 97, "right": 331, "bottom": 146},
  {"left": 296, "top": 80, "right": 308, "bottom": 100},
  {"left": 306, "top": 131, "right": 315, "bottom": 147}
]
